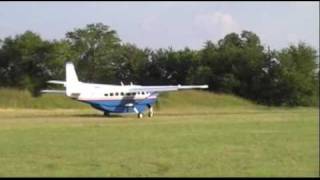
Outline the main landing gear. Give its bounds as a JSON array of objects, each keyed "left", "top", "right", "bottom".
[
  {"left": 148, "top": 106, "right": 154, "bottom": 117},
  {"left": 103, "top": 105, "right": 154, "bottom": 118},
  {"left": 136, "top": 105, "right": 154, "bottom": 119},
  {"left": 104, "top": 112, "right": 110, "bottom": 116}
]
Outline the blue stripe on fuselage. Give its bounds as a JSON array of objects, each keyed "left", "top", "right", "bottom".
[{"left": 79, "top": 98, "right": 157, "bottom": 113}]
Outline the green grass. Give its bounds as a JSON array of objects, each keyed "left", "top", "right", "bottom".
[
  {"left": 0, "top": 89, "right": 318, "bottom": 177},
  {"left": 0, "top": 88, "right": 87, "bottom": 109},
  {"left": 0, "top": 88, "right": 257, "bottom": 110}
]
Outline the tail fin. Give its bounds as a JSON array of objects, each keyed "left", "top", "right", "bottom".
[
  {"left": 66, "top": 62, "right": 79, "bottom": 83},
  {"left": 42, "top": 62, "right": 80, "bottom": 98},
  {"left": 65, "top": 62, "right": 81, "bottom": 98}
]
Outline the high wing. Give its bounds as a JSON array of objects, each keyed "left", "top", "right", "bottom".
[{"left": 129, "top": 85, "right": 208, "bottom": 92}]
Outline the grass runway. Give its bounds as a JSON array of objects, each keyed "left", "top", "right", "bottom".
[
  {"left": 0, "top": 107, "right": 318, "bottom": 177},
  {"left": 0, "top": 89, "right": 318, "bottom": 177}
]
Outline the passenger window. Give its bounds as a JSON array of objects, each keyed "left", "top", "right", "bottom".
[
  {"left": 126, "top": 93, "right": 131, "bottom": 96},
  {"left": 142, "top": 92, "right": 145, "bottom": 95},
  {"left": 137, "top": 92, "right": 140, "bottom": 95},
  {"left": 121, "top": 92, "right": 124, "bottom": 96},
  {"left": 115, "top": 92, "right": 119, "bottom": 96},
  {"left": 104, "top": 93, "right": 108, "bottom": 96},
  {"left": 133, "top": 92, "right": 136, "bottom": 96},
  {"left": 110, "top": 93, "right": 114, "bottom": 96}
]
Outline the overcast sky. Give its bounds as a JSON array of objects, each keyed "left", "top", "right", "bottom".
[{"left": 0, "top": 1, "right": 319, "bottom": 51}]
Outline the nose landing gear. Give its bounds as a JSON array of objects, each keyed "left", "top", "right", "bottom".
[
  {"left": 133, "top": 107, "right": 143, "bottom": 119},
  {"left": 137, "top": 112, "right": 143, "bottom": 118}
]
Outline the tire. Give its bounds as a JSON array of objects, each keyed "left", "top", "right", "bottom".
[{"left": 138, "top": 113, "right": 143, "bottom": 118}]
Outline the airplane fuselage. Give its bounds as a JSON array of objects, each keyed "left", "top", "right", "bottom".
[{"left": 68, "top": 82, "right": 158, "bottom": 114}]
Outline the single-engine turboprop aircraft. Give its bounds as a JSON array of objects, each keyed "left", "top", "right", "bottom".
[{"left": 41, "top": 62, "right": 208, "bottom": 118}]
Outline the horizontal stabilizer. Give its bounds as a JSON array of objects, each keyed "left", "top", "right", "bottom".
[
  {"left": 47, "top": 80, "right": 66, "bottom": 85},
  {"left": 40, "top": 89, "right": 66, "bottom": 94}
]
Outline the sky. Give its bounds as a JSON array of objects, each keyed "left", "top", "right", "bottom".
[{"left": 0, "top": 1, "right": 319, "bottom": 51}]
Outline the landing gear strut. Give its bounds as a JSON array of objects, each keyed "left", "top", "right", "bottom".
[
  {"left": 148, "top": 106, "right": 154, "bottom": 117},
  {"left": 134, "top": 107, "right": 143, "bottom": 119}
]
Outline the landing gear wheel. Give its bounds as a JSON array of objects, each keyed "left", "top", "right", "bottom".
[
  {"left": 103, "top": 112, "right": 110, "bottom": 116},
  {"left": 148, "top": 107, "right": 154, "bottom": 117},
  {"left": 138, "top": 113, "right": 143, "bottom": 119}
]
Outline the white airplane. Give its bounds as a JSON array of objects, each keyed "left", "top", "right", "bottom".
[{"left": 41, "top": 62, "right": 208, "bottom": 118}]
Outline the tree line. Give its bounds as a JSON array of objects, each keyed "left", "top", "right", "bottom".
[{"left": 0, "top": 23, "right": 318, "bottom": 106}]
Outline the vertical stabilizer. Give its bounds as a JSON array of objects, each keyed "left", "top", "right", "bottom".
[
  {"left": 66, "top": 62, "right": 79, "bottom": 83},
  {"left": 65, "top": 62, "right": 80, "bottom": 98}
]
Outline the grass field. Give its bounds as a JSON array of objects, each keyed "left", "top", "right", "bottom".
[{"left": 0, "top": 89, "right": 318, "bottom": 177}]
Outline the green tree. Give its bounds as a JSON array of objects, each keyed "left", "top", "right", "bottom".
[
  {"left": 0, "top": 31, "right": 57, "bottom": 96},
  {"left": 275, "top": 43, "right": 318, "bottom": 106},
  {"left": 0, "top": 26, "right": 318, "bottom": 107},
  {"left": 196, "top": 41, "right": 219, "bottom": 91},
  {"left": 144, "top": 47, "right": 198, "bottom": 85},
  {"left": 65, "top": 23, "right": 121, "bottom": 83},
  {"left": 112, "top": 43, "right": 149, "bottom": 84}
]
